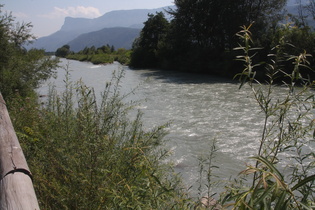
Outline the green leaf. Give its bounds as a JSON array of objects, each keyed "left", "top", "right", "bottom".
[
  {"left": 292, "top": 174, "right": 315, "bottom": 191},
  {"left": 252, "top": 184, "right": 274, "bottom": 205},
  {"left": 250, "top": 156, "right": 284, "bottom": 180},
  {"left": 274, "top": 191, "right": 288, "bottom": 210}
]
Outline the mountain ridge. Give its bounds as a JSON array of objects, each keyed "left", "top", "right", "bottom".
[
  {"left": 68, "top": 27, "right": 141, "bottom": 52},
  {"left": 29, "top": 6, "right": 172, "bottom": 52}
]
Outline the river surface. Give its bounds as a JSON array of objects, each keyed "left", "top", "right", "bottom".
[{"left": 38, "top": 59, "right": 313, "bottom": 196}]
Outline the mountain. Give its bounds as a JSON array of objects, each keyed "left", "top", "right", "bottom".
[
  {"left": 68, "top": 27, "right": 141, "bottom": 52},
  {"left": 60, "top": 8, "right": 170, "bottom": 32},
  {"left": 29, "top": 7, "right": 172, "bottom": 52},
  {"left": 29, "top": 30, "right": 79, "bottom": 51}
]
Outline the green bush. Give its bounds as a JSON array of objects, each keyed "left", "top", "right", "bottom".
[
  {"left": 0, "top": 5, "right": 58, "bottom": 100},
  {"left": 61, "top": 46, "right": 131, "bottom": 65},
  {"left": 89, "top": 54, "right": 114, "bottom": 64},
  {"left": 10, "top": 69, "right": 192, "bottom": 209},
  {"left": 67, "top": 54, "right": 88, "bottom": 61},
  {"left": 115, "top": 49, "right": 131, "bottom": 65}
]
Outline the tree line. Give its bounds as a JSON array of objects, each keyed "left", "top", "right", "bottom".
[
  {"left": 130, "top": 0, "right": 315, "bottom": 79},
  {"left": 55, "top": 44, "right": 131, "bottom": 65}
]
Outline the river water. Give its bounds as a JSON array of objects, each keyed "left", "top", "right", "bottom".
[{"left": 38, "top": 59, "right": 313, "bottom": 196}]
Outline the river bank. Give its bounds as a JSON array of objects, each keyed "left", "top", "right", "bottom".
[
  {"left": 35, "top": 58, "right": 315, "bottom": 208},
  {"left": 39, "top": 59, "right": 261, "bottom": 194}
]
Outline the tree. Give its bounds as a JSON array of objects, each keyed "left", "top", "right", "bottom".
[
  {"left": 110, "top": 45, "right": 115, "bottom": 53},
  {"left": 97, "top": 45, "right": 111, "bottom": 54},
  {"left": 169, "top": 0, "right": 287, "bottom": 52},
  {"left": 0, "top": 5, "right": 59, "bottom": 100},
  {"left": 55, "top": 44, "right": 71, "bottom": 57},
  {"left": 130, "top": 12, "right": 169, "bottom": 68},
  {"left": 163, "top": 0, "right": 287, "bottom": 73},
  {"left": 139, "top": 12, "right": 169, "bottom": 50},
  {"left": 305, "top": 0, "right": 315, "bottom": 20}
]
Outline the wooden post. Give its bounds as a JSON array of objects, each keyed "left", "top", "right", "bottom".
[{"left": 0, "top": 93, "right": 40, "bottom": 210}]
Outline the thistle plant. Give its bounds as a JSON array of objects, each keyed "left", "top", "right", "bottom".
[{"left": 223, "top": 24, "right": 315, "bottom": 209}]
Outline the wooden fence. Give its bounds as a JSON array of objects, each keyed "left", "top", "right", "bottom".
[{"left": 0, "top": 93, "right": 39, "bottom": 209}]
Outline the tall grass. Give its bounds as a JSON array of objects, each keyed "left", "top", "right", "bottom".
[
  {"left": 9, "top": 69, "right": 192, "bottom": 209},
  {"left": 221, "top": 24, "right": 315, "bottom": 209}
]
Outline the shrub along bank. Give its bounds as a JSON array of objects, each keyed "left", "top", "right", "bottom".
[
  {"left": 10, "top": 70, "right": 194, "bottom": 209},
  {"left": 56, "top": 44, "right": 131, "bottom": 65}
]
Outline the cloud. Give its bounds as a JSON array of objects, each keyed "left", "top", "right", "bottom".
[
  {"left": 12, "top": 12, "right": 29, "bottom": 18},
  {"left": 39, "top": 6, "right": 101, "bottom": 19}
]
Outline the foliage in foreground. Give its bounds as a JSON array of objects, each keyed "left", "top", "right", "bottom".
[
  {"left": 10, "top": 69, "right": 194, "bottom": 209},
  {"left": 0, "top": 5, "right": 59, "bottom": 100},
  {"left": 221, "top": 24, "right": 315, "bottom": 209}
]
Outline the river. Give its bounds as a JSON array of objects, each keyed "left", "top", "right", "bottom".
[{"left": 38, "top": 58, "right": 313, "bottom": 196}]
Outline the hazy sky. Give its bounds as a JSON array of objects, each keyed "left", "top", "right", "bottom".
[{"left": 3, "top": 0, "right": 174, "bottom": 38}]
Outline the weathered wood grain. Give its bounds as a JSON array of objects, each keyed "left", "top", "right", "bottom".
[
  {"left": 0, "top": 93, "right": 40, "bottom": 210},
  {"left": 0, "top": 173, "right": 39, "bottom": 209}
]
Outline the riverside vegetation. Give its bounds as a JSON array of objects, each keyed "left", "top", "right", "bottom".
[
  {"left": 1, "top": 2, "right": 315, "bottom": 209},
  {"left": 55, "top": 44, "right": 131, "bottom": 65},
  {"left": 222, "top": 24, "right": 315, "bottom": 209},
  {"left": 130, "top": 0, "right": 315, "bottom": 80}
]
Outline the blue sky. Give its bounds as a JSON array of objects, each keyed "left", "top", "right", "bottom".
[{"left": 3, "top": 0, "right": 174, "bottom": 37}]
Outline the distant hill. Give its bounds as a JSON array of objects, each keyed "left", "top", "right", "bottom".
[
  {"left": 68, "top": 27, "right": 141, "bottom": 52},
  {"left": 29, "top": 7, "right": 172, "bottom": 52},
  {"left": 30, "top": 30, "right": 79, "bottom": 51}
]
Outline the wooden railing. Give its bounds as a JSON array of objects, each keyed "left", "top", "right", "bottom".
[{"left": 0, "top": 93, "right": 39, "bottom": 210}]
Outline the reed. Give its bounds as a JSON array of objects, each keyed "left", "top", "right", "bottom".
[{"left": 221, "top": 24, "right": 315, "bottom": 209}]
